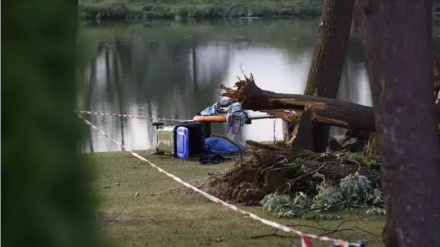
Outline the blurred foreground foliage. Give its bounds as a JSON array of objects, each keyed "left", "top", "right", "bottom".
[{"left": 2, "top": 1, "right": 108, "bottom": 246}]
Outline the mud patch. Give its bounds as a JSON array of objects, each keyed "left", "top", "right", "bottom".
[{"left": 97, "top": 209, "right": 131, "bottom": 225}]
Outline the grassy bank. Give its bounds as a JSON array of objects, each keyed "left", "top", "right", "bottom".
[
  {"left": 87, "top": 150, "right": 385, "bottom": 247},
  {"left": 79, "top": 0, "right": 322, "bottom": 20}
]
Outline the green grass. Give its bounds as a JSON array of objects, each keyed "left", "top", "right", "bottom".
[
  {"left": 78, "top": 0, "right": 323, "bottom": 20},
  {"left": 86, "top": 150, "right": 385, "bottom": 247}
]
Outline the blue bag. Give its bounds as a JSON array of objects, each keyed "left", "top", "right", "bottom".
[{"left": 204, "top": 137, "right": 246, "bottom": 155}]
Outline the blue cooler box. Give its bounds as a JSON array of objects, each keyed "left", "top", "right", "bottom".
[{"left": 176, "top": 126, "right": 190, "bottom": 159}]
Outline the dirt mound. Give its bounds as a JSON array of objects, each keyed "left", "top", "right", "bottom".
[{"left": 201, "top": 143, "right": 382, "bottom": 206}]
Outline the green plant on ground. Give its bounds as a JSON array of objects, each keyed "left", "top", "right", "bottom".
[
  {"left": 261, "top": 173, "right": 385, "bottom": 219},
  {"left": 261, "top": 192, "right": 312, "bottom": 218},
  {"left": 317, "top": 151, "right": 382, "bottom": 170},
  {"left": 362, "top": 157, "right": 381, "bottom": 170}
]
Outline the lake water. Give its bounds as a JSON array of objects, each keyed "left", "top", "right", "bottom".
[{"left": 77, "top": 18, "right": 440, "bottom": 153}]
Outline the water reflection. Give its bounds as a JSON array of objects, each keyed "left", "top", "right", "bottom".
[{"left": 78, "top": 19, "right": 373, "bottom": 153}]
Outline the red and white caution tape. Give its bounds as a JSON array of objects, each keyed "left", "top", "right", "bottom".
[
  {"left": 76, "top": 110, "right": 186, "bottom": 122},
  {"left": 302, "top": 235, "right": 315, "bottom": 247},
  {"left": 77, "top": 113, "right": 354, "bottom": 247}
]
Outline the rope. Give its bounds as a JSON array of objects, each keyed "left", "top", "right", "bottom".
[{"left": 75, "top": 110, "right": 187, "bottom": 122}]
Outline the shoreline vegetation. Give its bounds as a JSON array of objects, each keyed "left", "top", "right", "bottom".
[
  {"left": 79, "top": 0, "right": 440, "bottom": 21},
  {"left": 79, "top": 0, "right": 323, "bottom": 20}
]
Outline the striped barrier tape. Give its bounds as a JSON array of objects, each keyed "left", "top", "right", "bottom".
[
  {"left": 77, "top": 112, "right": 363, "bottom": 247},
  {"left": 75, "top": 110, "right": 187, "bottom": 122}
]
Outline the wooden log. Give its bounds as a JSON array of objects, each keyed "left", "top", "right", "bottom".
[
  {"left": 290, "top": 108, "right": 315, "bottom": 150},
  {"left": 221, "top": 75, "right": 376, "bottom": 131},
  {"left": 245, "top": 140, "right": 284, "bottom": 151}
]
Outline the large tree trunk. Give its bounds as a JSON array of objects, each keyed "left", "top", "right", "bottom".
[
  {"left": 293, "top": 0, "right": 355, "bottom": 152},
  {"left": 305, "top": 0, "right": 355, "bottom": 97},
  {"left": 354, "top": 0, "right": 440, "bottom": 246}
]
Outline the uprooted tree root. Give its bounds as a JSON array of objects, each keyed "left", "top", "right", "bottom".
[{"left": 202, "top": 143, "right": 381, "bottom": 206}]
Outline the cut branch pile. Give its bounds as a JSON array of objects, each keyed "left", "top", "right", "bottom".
[{"left": 202, "top": 143, "right": 381, "bottom": 206}]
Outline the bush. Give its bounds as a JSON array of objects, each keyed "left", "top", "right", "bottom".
[{"left": 261, "top": 173, "right": 385, "bottom": 219}]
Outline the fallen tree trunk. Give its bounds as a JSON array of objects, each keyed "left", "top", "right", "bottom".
[
  {"left": 221, "top": 74, "right": 376, "bottom": 132},
  {"left": 245, "top": 140, "right": 285, "bottom": 151}
]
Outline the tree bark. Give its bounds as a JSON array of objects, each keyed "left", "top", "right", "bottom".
[
  {"left": 221, "top": 76, "right": 376, "bottom": 133},
  {"left": 355, "top": 0, "right": 440, "bottom": 246},
  {"left": 363, "top": 132, "right": 378, "bottom": 157},
  {"left": 296, "top": 0, "right": 355, "bottom": 152},
  {"left": 433, "top": 52, "right": 440, "bottom": 114},
  {"left": 305, "top": 0, "right": 355, "bottom": 97}
]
